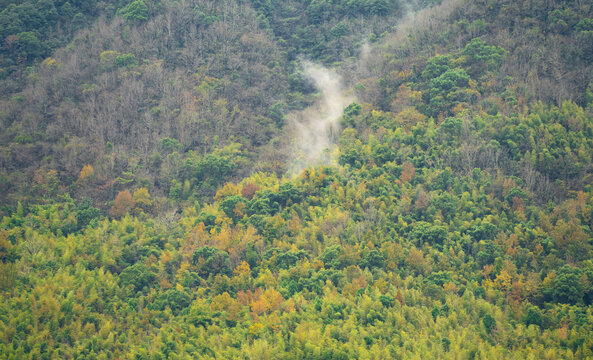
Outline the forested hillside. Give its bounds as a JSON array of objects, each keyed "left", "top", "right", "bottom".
[{"left": 1, "top": 0, "right": 593, "bottom": 358}]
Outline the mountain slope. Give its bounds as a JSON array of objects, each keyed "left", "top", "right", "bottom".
[{"left": 1, "top": 0, "right": 593, "bottom": 359}]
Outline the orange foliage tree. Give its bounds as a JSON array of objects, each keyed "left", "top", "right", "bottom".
[
  {"left": 401, "top": 162, "right": 416, "bottom": 183},
  {"left": 109, "top": 190, "right": 135, "bottom": 218}
]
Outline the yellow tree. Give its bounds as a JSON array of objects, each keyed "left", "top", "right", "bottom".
[
  {"left": 133, "top": 187, "right": 152, "bottom": 214},
  {"left": 77, "top": 164, "right": 95, "bottom": 185}
]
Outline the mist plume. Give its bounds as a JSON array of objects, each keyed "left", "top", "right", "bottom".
[{"left": 288, "top": 61, "right": 354, "bottom": 173}]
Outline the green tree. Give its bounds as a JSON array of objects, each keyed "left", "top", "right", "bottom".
[
  {"left": 320, "top": 245, "right": 341, "bottom": 269},
  {"left": 115, "top": 53, "right": 138, "bottom": 68},
  {"left": 411, "top": 222, "right": 448, "bottom": 246},
  {"left": 119, "top": 263, "right": 155, "bottom": 293},
  {"left": 193, "top": 246, "right": 232, "bottom": 278},
  {"left": 75, "top": 197, "right": 101, "bottom": 229},
  {"left": 429, "top": 68, "right": 470, "bottom": 98},
  {"left": 524, "top": 306, "right": 543, "bottom": 327},
  {"left": 461, "top": 37, "right": 507, "bottom": 77},
  {"left": 361, "top": 250, "right": 385, "bottom": 269},
  {"left": 17, "top": 31, "right": 42, "bottom": 61},
  {"left": 153, "top": 289, "right": 191, "bottom": 315},
  {"left": 120, "top": 0, "right": 148, "bottom": 22},
  {"left": 422, "top": 55, "right": 451, "bottom": 80},
  {"left": 220, "top": 195, "right": 247, "bottom": 222},
  {"left": 483, "top": 314, "right": 495, "bottom": 334},
  {"left": 551, "top": 265, "right": 584, "bottom": 305}
]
